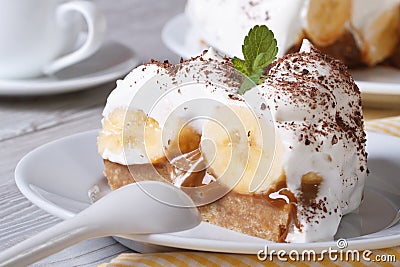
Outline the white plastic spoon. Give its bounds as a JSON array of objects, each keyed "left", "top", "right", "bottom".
[{"left": 0, "top": 181, "right": 200, "bottom": 267}]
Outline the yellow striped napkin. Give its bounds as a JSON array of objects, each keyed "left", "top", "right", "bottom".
[
  {"left": 100, "top": 116, "right": 400, "bottom": 267},
  {"left": 366, "top": 116, "right": 400, "bottom": 138}
]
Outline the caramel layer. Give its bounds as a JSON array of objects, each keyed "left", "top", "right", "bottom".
[{"left": 287, "top": 30, "right": 364, "bottom": 68}]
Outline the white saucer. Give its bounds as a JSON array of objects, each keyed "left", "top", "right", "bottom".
[
  {"left": 162, "top": 14, "right": 400, "bottom": 107},
  {"left": 162, "top": 14, "right": 207, "bottom": 59},
  {"left": 14, "top": 130, "right": 400, "bottom": 253},
  {"left": 0, "top": 41, "right": 139, "bottom": 96}
]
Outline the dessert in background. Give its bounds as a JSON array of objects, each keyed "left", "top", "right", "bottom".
[
  {"left": 97, "top": 25, "right": 367, "bottom": 242},
  {"left": 186, "top": 0, "right": 400, "bottom": 68}
]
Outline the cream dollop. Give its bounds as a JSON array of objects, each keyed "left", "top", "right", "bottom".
[
  {"left": 260, "top": 40, "right": 367, "bottom": 242},
  {"left": 100, "top": 48, "right": 249, "bottom": 165}
]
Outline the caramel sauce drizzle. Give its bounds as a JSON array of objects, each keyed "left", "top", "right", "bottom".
[{"left": 129, "top": 123, "right": 323, "bottom": 242}]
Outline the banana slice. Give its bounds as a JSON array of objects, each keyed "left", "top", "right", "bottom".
[
  {"left": 98, "top": 108, "right": 164, "bottom": 163},
  {"left": 200, "top": 105, "right": 277, "bottom": 194},
  {"left": 305, "top": 0, "right": 351, "bottom": 46},
  {"left": 361, "top": 6, "right": 400, "bottom": 66}
]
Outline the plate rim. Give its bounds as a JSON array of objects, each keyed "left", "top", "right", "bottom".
[
  {"left": 14, "top": 130, "right": 400, "bottom": 253},
  {"left": 0, "top": 42, "right": 139, "bottom": 96}
]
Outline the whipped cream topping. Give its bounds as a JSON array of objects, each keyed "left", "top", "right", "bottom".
[
  {"left": 186, "top": 0, "right": 400, "bottom": 61},
  {"left": 100, "top": 48, "right": 253, "bottom": 166},
  {"left": 185, "top": 0, "right": 304, "bottom": 57},
  {"left": 259, "top": 40, "right": 367, "bottom": 242}
]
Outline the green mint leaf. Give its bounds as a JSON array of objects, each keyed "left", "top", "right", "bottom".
[
  {"left": 231, "top": 24, "right": 278, "bottom": 94},
  {"left": 232, "top": 57, "right": 248, "bottom": 76},
  {"left": 238, "top": 79, "right": 254, "bottom": 95},
  {"left": 249, "top": 68, "right": 264, "bottom": 85},
  {"left": 243, "top": 25, "right": 277, "bottom": 72},
  {"left": 252, "top": 49, "right": 277, "bottom": 71},
  {"left": 238, "top": 69, "right": 264, "bottom": 94}
]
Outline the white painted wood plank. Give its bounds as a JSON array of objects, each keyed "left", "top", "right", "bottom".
[
  {"left": 0, "top": 82, "right": 114, "bottom": 142},
  {"left": 0, "top": 0, "right": 187, "bottom": 265},
  {"left": 0, "top": 180, "right": 130, "bottom": 267},
  {"left": 0, "top": 111, "right": 102, "bottom": 186},
  {"left": 0, "top": 112, "right": 116, "bottom": 265},
  {"left": 0, "top": 183, "right": 60, "bottom": 247},
  {"left": 32, "top": 238, "right": 130, "bottom": 267}
]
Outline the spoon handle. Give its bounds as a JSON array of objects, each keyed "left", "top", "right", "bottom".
[{"left": 0, "top": 217, "right": 93, "bottom": 267}]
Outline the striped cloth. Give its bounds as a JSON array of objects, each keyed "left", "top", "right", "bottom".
[
  {"left": 100, "top": 248, "right": 400, "bottom": 267},
  {"left": 365, "top": 116, "right": 400, "bottom": 138},
  {"left": 100, "top": 116, "right": 400, "bottom": 267}
]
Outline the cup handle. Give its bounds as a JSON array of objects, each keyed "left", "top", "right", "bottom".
[{"left": 43, "top": 1, "right": 107, "bottom": 75}]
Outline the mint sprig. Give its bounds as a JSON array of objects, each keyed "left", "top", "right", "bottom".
[{"left": 232, "top": 25, "right": 278, "bottom": 94}]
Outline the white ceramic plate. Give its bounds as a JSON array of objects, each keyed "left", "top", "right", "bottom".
[
  {"left": 162, "top": 14, "right": 207, "bottom": 59},
  {"left": 14, "top": 130, "right": 400, "bottom": 253},
  {"left": 162, "top": 14, "right": 400, "bottom": 104},
  {"left": 0, "top": 41, "right": 139, "bottom": 96}
]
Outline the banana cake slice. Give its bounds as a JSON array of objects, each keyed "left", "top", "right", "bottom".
[{"left": 97, "top": 42, "right": 367, "bottom": 242}]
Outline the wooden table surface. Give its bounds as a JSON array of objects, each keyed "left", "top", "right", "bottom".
[
  {"left": 0, "top": 1, "right": 399, "bottom": 266},
  {"left": 0, "top": 1, "right": 185, "bottom": 266}
]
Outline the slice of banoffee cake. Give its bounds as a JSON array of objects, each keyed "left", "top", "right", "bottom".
[{"left": 97, "top": 26, "right": 367, "bottom": 243}]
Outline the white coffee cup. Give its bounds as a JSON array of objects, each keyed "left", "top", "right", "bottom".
[{"left": 0, "top": 0, "right": 106, "bottom": 79}]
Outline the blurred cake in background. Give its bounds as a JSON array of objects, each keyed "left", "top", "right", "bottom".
[{"left": 186, "top": 0, "right": 400, "bottom": 68}]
